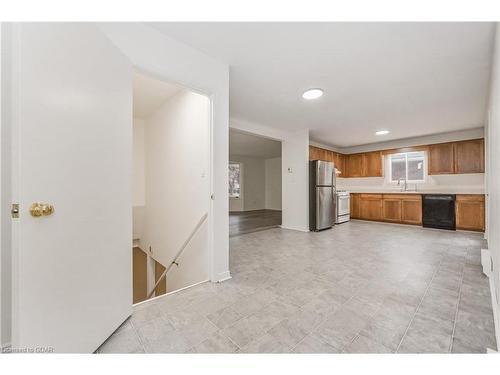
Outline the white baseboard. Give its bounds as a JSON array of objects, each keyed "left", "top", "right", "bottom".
[
  {"left": 488, "top": 276, "right": 500, "bottom": 352},
  {"left": 280, "top": 225, "right": 309, "bottom": 233},
  {"left": 483, "top": 248, "right": 500, "bottom": 352},
  {"left": 215, "top": 270, "right": 232, "bottom": 282}
]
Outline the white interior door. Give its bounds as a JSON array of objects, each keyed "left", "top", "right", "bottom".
[{"left": 10, "top": 23, "right": 132, "bottom": 353}]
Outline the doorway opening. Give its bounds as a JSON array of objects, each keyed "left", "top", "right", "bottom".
[
  {"left": 132, "top": 72, "right": 211, "bottom": 304},
  {"left": 228, "top": 129, "right": 282, "bottom": 237}
]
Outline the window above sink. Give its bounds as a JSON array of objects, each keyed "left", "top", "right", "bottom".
[{"left": 389, "top": 151, "right": 426, "bottom": 183}]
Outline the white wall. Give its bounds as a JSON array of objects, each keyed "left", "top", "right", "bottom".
[
  {"left": 231, "top": 118, "right": 309, "bottom": 232},
  {"left": 265, "top": 157, "right": 282, "bottom": 210},
  {"left": 133, "top": 118, "right": 146, "bottom": 244},
  {"left": 486, "top": 23, "right": 500, "bottom": 345},
  {"left": 0, "top": 23, "right": 10, "bottom": 348},
  {"left": 142, "top": 89, "right": 210, "bottom": 292},
  {"left": 99, "top": 23, "right": 230, "bottom": 282},
  {"left": 133, "top": 118, "right": 145, "bottom": 207}
]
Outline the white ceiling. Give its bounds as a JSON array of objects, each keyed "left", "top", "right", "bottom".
[
  {"left": 230, "top": 129, "right": 281, "bottom": 158},
  {"left": 133, "top": 72, "right": 181, "bottom": 119},
  {"left": 150, "top": 22, "right": 494, "bottom": 147}
]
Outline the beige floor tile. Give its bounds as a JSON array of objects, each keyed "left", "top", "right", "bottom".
[
  {"left": 292, "top": 334, "right": 340, "bottom": 353},
  {"left": 102, "top": 221, "right": 494, "bottom": 354},
  {"left": 343, "top": 334, "right": 393, "bottom": 353},
  {"left": 192, "top": 332, "right": 239, "bottom": 353}
]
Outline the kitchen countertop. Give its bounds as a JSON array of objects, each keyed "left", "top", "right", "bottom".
[{"left": 343, "top": 188, "right": 485, "bottom": 195}]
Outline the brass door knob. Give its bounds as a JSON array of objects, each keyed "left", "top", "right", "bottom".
[{"left": 30, "top": 203, "right": 54, "bottom": 217}]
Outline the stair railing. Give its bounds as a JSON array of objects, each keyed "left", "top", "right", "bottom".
[{"left": 146, "top": 212, "right": 208, "bottom": 299}]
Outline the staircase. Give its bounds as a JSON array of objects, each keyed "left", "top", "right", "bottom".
[
  {"left": 132, "top": 246, "right": 167, "bottom": 304},
  {"left": 132, "top": 212, "right": 208, "bottom": 304}
]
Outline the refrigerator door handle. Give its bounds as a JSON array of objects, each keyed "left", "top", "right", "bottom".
[{"left": 332, "top": 187, "right": 337, "bottom": 226}]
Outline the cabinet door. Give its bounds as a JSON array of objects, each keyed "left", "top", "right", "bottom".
[
  {"left": 359, "top": 194, "right": 383, "bottom": 220},
  {"left": 456, "top": 195, "right": 485, "bottom": 231},
  {"left": 309, "top": 146, "right": 317, "bottom": 160},
  {"left": 428, "top": 143, "right": 455, "bottom": 174},
  {"left": 454, "top": 139, "right": 485, "bottom": 174},
  {"left": 309, "top": 146, "right": 321, "bottom": 160},
  {"left": 383, "top": 198, "right": 402, "bottom": 222},
  {"left": 332, "top": 153, "right": 345, "bottom": 177},
  {"left": 401, "top": 196, "right": 422, "bottom": 225},
  {"left": 350, "top": 193, "right": 360, "bottom": 218},
  {"left": 346, "top": 154, "right": 364, "bottom": 177},
  {"left": 363, "top": 151, "right": 383, "bottom": 177},
  {"left": 318, "top": 148, "right": 328, "bottom": 161},
  {"left": 336, "top": 154, "right": 345, "bottom": 177}
]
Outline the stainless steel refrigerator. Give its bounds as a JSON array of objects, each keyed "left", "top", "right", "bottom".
[{"left": 309, "top": 160, "right": 336, "bottom": 231}]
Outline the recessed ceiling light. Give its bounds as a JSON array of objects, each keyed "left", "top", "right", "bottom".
[
  {"left": 302, "top": 88, "right": 323, "bottom": 100},
  {"left": 375, "top": 130, "right": 390, "bottom": 135}
]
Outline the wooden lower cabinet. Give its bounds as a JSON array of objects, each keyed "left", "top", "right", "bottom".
[
  {"left": 351, "top": 193, "right": 422, "bottom": 225},
  {"left": 350, "top": 193, "right": 485, "bottom": 231},
  {"left": 455, "top": 194, "right": 485, "bottom": 232},
  {"left": 359, "top": 194, "right": 383, "bottom": 221},
  {"left": 401, "top": 195, "right": 422, "bottom": 225},
  {"left": 350, "top": 193, "right": 360, "bottom": 219},
  {"left": 382, "top": 196, "right": 402, "bottom": 222}
]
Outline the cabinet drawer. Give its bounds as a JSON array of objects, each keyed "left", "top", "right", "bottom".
[
  {"left": 456, "top": 194, "right": 485, "bottom": 202},
  {"left": 360, "top": 194, "right": 383, "bottom": 200}
]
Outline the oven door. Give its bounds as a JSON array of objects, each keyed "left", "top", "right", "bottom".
[{"left": 337, "top": 195, "right": 350, "bottom": 216}]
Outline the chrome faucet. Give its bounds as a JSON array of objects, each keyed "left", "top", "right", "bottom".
[{"left": 397, "top": 177, "right": 407, "bottom": 192}]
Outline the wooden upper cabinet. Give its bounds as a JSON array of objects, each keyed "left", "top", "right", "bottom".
[
  {"left": 326, "top": 150, "right": 335, "bottom": 163},
  {"left": 363, "top": 151, "right": 383, "bottom": 177},
  {"left": 333, "top": 153, "right": 345, "bottom": 177},
  {"left": 345, "top": 152, "right": 382, "bottom": 177},
  {"left": 428, "top": 142, "right": 455, "bottom": 175},
  {"left": 309, "top": 146, "right": 323, "bottom": 160},
  {"left": 309, "top": 146, "right": 333, "bottom": 162},
  {"left": 311, "top": 138, "right": 484, "bottom": 178},
  {"left": 454, "top": 139, "right": 484, "bottom": 174},
  {"left": 345, "top": 154, "right": 364, "bottom": 177},
  {"left": 428, "top": 139, "right": 485, "bottom": 175},
  {"left": 309, "top": 146, "right": 318, "bottom": 160}
]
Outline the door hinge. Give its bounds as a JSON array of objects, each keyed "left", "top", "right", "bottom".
[
  {"left": 11, "top": 203, "right": 19, "bottom": 218},
  {"left": 211, "top": 194, "right": 215, "bottom": 200}
]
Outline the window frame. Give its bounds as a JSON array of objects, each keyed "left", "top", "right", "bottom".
[
  {"left": 228, "top": 161, "right": 243, "bottom": 199},
  {"left": 388, "top": 151, "right": 426, "bottom": 184}
]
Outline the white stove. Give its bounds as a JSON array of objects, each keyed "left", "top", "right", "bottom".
[{"left": 336, "top": 190, "right": 350, "bottom": 224}]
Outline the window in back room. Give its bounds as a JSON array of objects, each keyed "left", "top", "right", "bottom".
[
  {"left": 390, "top": 151, "right": 425, "bottom": 183},
  {"left": 228, "top": 162, "right": 242, "bottom": 198}
]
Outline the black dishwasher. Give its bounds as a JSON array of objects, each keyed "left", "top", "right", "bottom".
[{"left": 422, "top": 194, "right": 456, "bottom": 230}]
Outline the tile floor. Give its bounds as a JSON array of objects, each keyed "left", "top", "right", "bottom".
[{"left": 98, "top": 220, "right": 497, "bottom": 353}]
